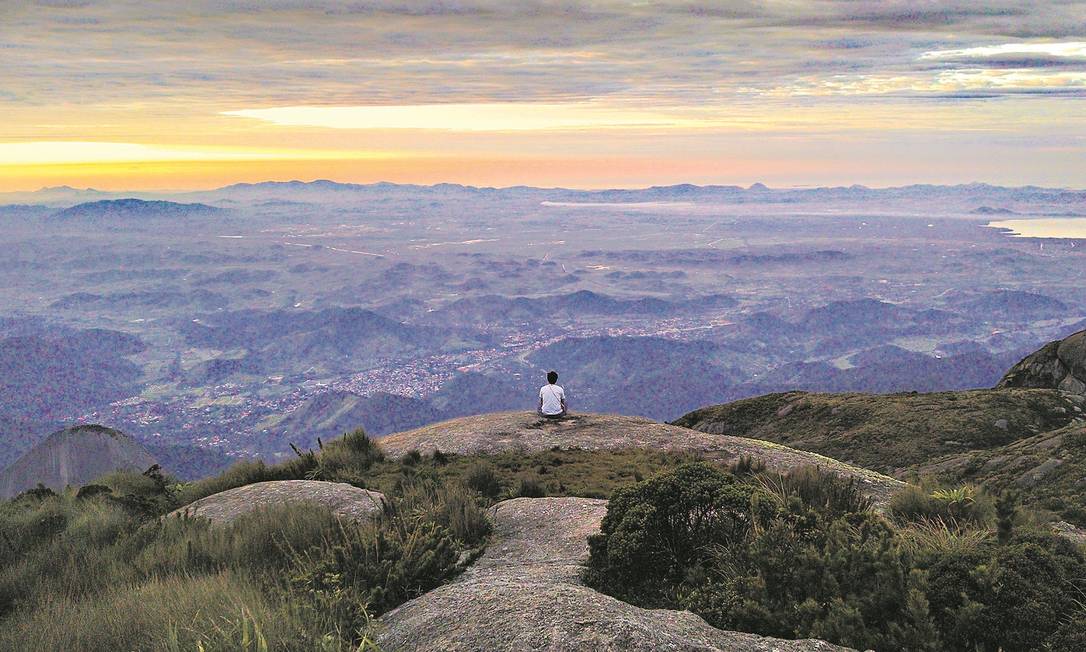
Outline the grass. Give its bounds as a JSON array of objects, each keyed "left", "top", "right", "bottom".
[
  {"left": 674, "top": 388, "right": 1080, "bottom": 472},
  {"left": 675, "top": 388, "right": 1086, "bottom": 524},
  {"left": 0, "top": 427, "right": 500, "bottom": 652},
  {"left": 0, "top": 425, "right": 714, "bottom": 651}
]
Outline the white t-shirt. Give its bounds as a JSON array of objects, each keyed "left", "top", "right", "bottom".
[{"left": 539, "top": 383, "right": 565, "bottom": 415}]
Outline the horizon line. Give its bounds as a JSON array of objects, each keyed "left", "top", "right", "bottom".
[{"left": 3, "top": 177, "right": 1084, "bottom": 197}]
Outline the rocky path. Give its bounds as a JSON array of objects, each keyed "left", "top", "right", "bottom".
[{"left": 376, "top": 496, "right": 853, "bottom": 652}]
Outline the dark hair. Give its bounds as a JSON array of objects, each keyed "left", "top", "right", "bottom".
[{"left": 547, "top": 370, "right": 559, "bottom": 384}]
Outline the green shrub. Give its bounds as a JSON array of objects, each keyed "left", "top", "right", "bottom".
[
  {"left": 585, "top": 463, "right": 770, "bottom": 606},
  {"left": 289, "top": 514, "right": 458, "bottom": 616},
  {"left": 583, "top": 464, "right": 1066, "bottom": 651},
  {"left": 1048, "top": 616, "right": 1086, "bottom": 651},
  {"left": 889, "top": 483, "right": 995, "bottom": 528},
  {"left": 389, "top": 480, "right": 490, "bottom": 547},
  {"left": 924, "top": 533, "right": 1086, "bottom": 652}
]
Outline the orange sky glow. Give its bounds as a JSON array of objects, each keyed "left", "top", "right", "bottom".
[{"left": 2, "top": 2, "right": 1084, "bottom": 191}]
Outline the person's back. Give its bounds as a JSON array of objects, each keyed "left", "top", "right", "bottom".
[{"left": 538, "top": 370, "right": 567, "bottom": 418}]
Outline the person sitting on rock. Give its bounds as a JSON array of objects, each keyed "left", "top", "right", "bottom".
[{"left": 538, "top": 370, "right": 567, "bottom": 419}]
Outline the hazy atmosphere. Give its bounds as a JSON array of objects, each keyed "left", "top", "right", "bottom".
[{"left": 2, "top": 3, "right": 1086, "bottom": 652}]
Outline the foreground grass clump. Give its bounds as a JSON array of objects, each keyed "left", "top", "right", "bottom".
[
  {"left": 0, "top": 427, "right": 676, "bottom": 651},
  {"left": 0, "top": 429, "right": 494, "bottom": 652},
  {"left": 585, "top": 462, "right": 1086, "bottom": 652}
]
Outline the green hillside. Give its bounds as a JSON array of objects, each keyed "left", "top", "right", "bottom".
[{"left": 674, "top": 389, "right": 1084, "bottom": 472}]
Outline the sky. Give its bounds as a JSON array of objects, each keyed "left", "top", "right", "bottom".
[{"left": 1, "top": 0, "right": 1085, "bottom": 191}]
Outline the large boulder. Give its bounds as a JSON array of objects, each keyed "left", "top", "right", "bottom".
[
  {"left": 0, "top": 424, "right": 157, "bottom": 499},
  {"left": 168, "top": 480, "right": 385, "bottom": 525},
  {"left": 376, "top": 497, "right": 851, "bottom": 652},
  {"left": 998, "top": 329, "right": 1086, "bottom": 395},
  {"left": 378, "top": 411, "right": 904, "bottom": 506}
]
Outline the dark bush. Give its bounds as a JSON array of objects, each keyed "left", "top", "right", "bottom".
[
  {"left": 13, "top": 483, "right": 57, "bottom": 501},
  {"left": 924, "top": 533, "right": 1086, "bottom": 652},
  {"left": 585, "top": 463, "right": 769, "bottom": 606},
  {"left": 76, "top": 484, "right": 112, "bottom": 499}
]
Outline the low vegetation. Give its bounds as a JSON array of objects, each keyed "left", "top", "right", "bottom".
[
  {"left": 0, "top": 429, "right": 692, "bottom": 651},
  {"left": 585, "top": 463, "right": 1086, "bottom": 652},
  {"left": 3, "top": 427, "right": 1083, "bottom": 651},
  {"left": 675, "top": 389, "right": 1086, "bottom": 524}
]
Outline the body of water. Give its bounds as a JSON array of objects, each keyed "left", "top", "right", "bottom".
[{"left": 987, "top": 218, "right": 1086, "bottom": 239}]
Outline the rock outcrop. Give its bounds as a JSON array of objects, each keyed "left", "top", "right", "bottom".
[
  {"left": 376, "top": 497, "right": 851, "bottom": 652},
  {"left": 378, "top": 411, "right": 904, "bottom": 505},
  {"left": 0, "top": 424, "right": 157, "bottom": 498},
  {"left": 168, "top": 480, "right": 385, "bottom": 525},
  {"left": 998, "top": 329, "right": 1086, "bottom": 395}
]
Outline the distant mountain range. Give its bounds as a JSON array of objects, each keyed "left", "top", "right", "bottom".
[{"left": 3, "top": 180, "right": 1085, "bottom": 209}]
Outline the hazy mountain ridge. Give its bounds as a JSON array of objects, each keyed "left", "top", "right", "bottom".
[
  {"left": 4, "top": 179, "right": 1086, "bottom": 210},
  {"left": 52, "top": 198, "right": 221, "bottom": 221}
]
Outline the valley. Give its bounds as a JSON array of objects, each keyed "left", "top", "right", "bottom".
[{"left": 2, "top": 182, "right": 1085, "bottom": 473}]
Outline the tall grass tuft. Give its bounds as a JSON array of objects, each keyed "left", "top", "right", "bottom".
[
  {"left": 755, "top": 465, "right": 874, "bottom": 518},
  {"left": 889, "top": 482, "right": 995, "bottom": 528}
]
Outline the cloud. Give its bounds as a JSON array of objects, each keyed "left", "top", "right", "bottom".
[
  {"left": 3, "top": 0, "right": 1085, "bottom": 144},
  {"left": 223, "top": 102, "right": 709, "bottom": 131},
  {"left": 921, "top": 42, "right": 1086, "bottom": 59}
]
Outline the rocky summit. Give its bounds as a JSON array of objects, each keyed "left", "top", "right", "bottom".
[
  {"left": 0, "top": 424, "right": 157, "bottom": 498},
  {"left": 376, "top": 497, "right": 851, "bottom": 652},
  {"left": 999, "top": 328, "right": 1086, "bottom": 395},
  {"left": 379, "top": 411, "right": 904, "bottom": 505}
]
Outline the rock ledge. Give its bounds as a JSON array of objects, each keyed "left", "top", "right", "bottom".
[{"left": 169, "top": 479, "right": 385, "bottom": 525}]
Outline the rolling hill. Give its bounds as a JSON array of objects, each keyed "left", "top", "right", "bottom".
[{"left": 675, "top": 329, "right": 1086, "bottom": 524}]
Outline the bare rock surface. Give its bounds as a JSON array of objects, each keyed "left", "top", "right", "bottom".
[
  {"left": 999, "top": 329, "right": 1086, "bottom": 395},
  {"left": 168, "top": 480, "right": 384, "bottom": 525},
  {"left": 0, "top": 424, "right": 157, "bottom": 499},
  {"left": 376, "top": 497, "right": 852, "bottom": 652},
  {"left": 379, "top": 411, "right": 903, "bottom": 505}
]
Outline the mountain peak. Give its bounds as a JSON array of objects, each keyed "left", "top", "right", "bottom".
[{"left": 0, "top": 424, "right": 157, "bottom": 498}]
